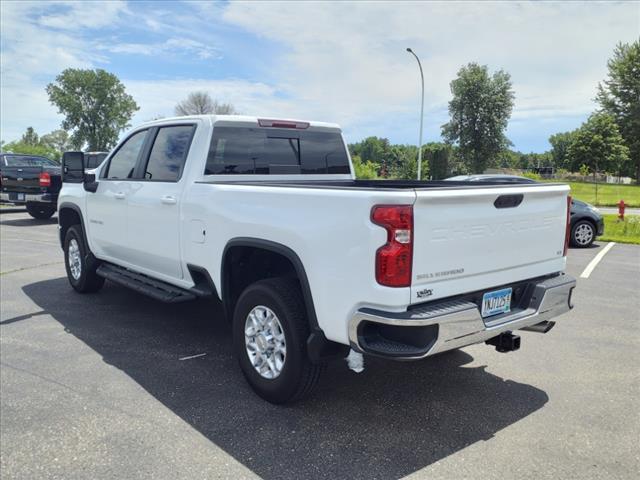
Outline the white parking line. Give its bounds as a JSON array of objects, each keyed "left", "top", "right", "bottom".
[{"left": 580, "top": 242, "right": 616, "bottom": 279}]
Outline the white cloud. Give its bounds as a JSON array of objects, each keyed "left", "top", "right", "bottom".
[
  {"left": 37, "top": 0, "right": 128, "bottom": 30},
  {"left": 0, "top": 1, "right": 124, "bottom": 141},
  {"left": 221, "top": 0, "right": 640, "bottom": 143},
  {"left": 1, "top": 0, "right": 638, "bottom": 151},
  {"left": 101, "top": 37, "right": 219, "bottom": 60},
  {"left": 125, "top": 78, "right": 298, "bottom": 125}
]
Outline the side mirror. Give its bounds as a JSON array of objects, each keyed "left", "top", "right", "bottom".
[
  {"left": 62, "top": 151, "right": 85, "bottom": 183},
  {"left": 83, "top": 172, "right": 98, "bottom": 193}
]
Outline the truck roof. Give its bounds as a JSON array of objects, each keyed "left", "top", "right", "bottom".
[{"left": 137, "top": 115, "right": 341, "bottom": 131}]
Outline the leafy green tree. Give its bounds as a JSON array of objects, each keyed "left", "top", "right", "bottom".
[
  {"left": 496, "top": 149, "right": 520, "bottom": 169},
  {"left": 2, "top": 140, "right": 60, "bottom": 161},
  {"left": 567, "top": 113, "right": 630, "bottom": 175},
  {"left": 442, "top": 63, "right": 514, "bottom": 174},
  {"left": 423, "top": 143, "right": 452, "bottom": 179},
  {"left": 351, "top": 155, "right": 379, "bottom": 179},
  {"left": 46, "top": 68, "right": 139, "bottom": 151},
  {"left": 40, "top": 129, "right": 73, "bottom": 153},
  {"left": 21, "top": 127, "right": 39, "bottom": 146},
  {"left": 350, "top": 137, "right": 402, "bottom": 177},
  {"left": 596, "top": 40, "right": 640, "bottom": 180},
  {"left": 549, "top": 131, "right": 577, "bottom": 170}
]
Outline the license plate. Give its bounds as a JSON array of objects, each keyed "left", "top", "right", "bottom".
[
  {"left": 11, "top": 193, "right": 25, "bottom": 201},
  {"left": 17, "top": 193, "right": 25, "bottom": 201},
  {"left": 481, "top": 288, "right": 512, "bottom": 318}
]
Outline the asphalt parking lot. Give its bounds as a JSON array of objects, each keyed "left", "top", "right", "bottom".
[{"left": 1, "top": 210, "right": 639, "bottom": 480}]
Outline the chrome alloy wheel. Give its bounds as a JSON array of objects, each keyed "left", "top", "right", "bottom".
[
  {"left": 244, "top": 305, "right": 287, "bottom": 379},
  {"left": 574, "top": 223, "right": 594, "bottom": 246},
  {"left": 68, "top": 238, "right": 82, "bottom": 280}
]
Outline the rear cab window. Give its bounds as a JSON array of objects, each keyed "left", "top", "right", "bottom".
[
  {"left": 85, "top": 153, "right": 108, "bottom": 169},
  {"left": 4, "top": 155, "right": 57, "bottom": 167},
  {"left": 205, "top": 125, "right": 350, "bottom": 175}
]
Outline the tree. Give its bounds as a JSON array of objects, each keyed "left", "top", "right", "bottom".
[
  {"left": 40, "top": 129, "right": 73, "bottom": 153},
  {"left": 46, "top": 68, "right": 139, "bottom": 151},
  {"left": 596, "top": 40, "right": 640, "bottom": 181},
  {"left": 566, "top": 113, "right": 630, "bottom": 176},
  {"left": 442, "top": 63, "right": 514, "bottom": 174},
  {"left": 174, "top": 91, "right": 237, "bottom": 116},
  {"left": 424, "top": 143, "right": 452, "bottom": 179},
  {"left": 351, "top": 155, "right": 379, "bottom": 179},
  {"left": 549, "top": 131, "right": 577, "bottom": 170},
  {"left": 21, "top": 127, "right": 39, "bottom": 146},
  {"left": 3, "top": 127, "right": 61, "bottom": 161}
]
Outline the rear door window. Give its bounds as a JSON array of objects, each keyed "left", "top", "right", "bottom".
[
  {"left": 143, "top": 125, "right": 195, "bottom": 181},
  {"left": 104, "top": 130, "right": 148, "bottom": 179},
  {"left": 205, "top": 126, "right": 350, "bottom": 175}
]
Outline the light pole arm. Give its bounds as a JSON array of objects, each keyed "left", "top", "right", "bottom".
[{"left": 407, "top": 48, "right": 425, "bottom": 181}]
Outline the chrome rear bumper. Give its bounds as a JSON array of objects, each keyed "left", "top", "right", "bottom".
[
  {"left": 349, "top": 274, "right": 576, "bottom": 359},
  {"left": 0, "top": 192, "right": 55, "bottom": 204}
]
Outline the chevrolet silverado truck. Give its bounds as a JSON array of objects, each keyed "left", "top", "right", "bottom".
[
  {"left": 57, "top": 115, "right": 576, "bottom": 403},
  {"left": 1, "top": 153, "right": 62, "bottom": 219}
]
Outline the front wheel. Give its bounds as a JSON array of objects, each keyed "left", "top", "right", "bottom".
[
  {"left": 571, "top": 220, "right": 596, "bottom": 248},
  {"left": 26, "top": 203, "right": 55, "bottom": 219},
  {"left": 232, "top": 278, "right": 323, "bottom": 404},
  {"left": 64, "top": 225, "right": 105, "bottom": 293}
]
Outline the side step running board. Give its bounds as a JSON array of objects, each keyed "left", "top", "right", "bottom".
[{"left": 97, "top": 263, "right": 196, "bottom": 303}]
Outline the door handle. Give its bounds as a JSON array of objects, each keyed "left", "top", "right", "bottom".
[
  {"left": 114, "top": 192, "right": 126, "bottom": 199},
  {"left": 161, "top": 195, "right": 177, "bottom": 205}
]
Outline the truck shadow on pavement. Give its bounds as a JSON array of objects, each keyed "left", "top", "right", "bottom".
[
  {"left": 24, "top": 278, "right": 549, "bottom": 480},
  {"left": 0, "top": 217, "right": 57, "bottom": 227}
]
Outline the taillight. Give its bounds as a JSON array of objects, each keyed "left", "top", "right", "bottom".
[
  {"left": 372, "top": 205, "right": 413, "bottom": 287},
  {"left": 39, "top": 172, "right": 51, "bottom": 187},
  {"left": 563, "top": 195, "right": 572, "bottom": 256}
]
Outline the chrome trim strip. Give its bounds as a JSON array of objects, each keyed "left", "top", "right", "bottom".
[{"left": 0, "top": 193, "right": 52, "bottom": 203}]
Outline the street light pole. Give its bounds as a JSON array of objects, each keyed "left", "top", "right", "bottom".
[{"left": 406, "top": 47, "right": 424, "bottom": 181}]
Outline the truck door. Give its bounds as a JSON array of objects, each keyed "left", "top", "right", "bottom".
[
  {"left": 85, "top": 130, "right": 148, "bottom": 262},
  {"left": 125, "top": 124, "right": 196, "bottom": 280}
]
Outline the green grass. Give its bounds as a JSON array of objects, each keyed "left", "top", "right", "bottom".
[
  {"left": 557, "top": 182, "right": 640, "bottom": 207},
  {"left": 598, "top": 214, "right": 640, "bottom": 245}
]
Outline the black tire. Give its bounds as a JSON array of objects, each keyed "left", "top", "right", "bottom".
[
  {"left": 64, "top": 225, "right": 105, "bottom": 293},
  {"left": 571, "top": 219, "right": 596, "bottom": 248},
  {"left": 232, "top": 277, "right": 323, "bottom": 404},
  {"left": 26, "top": 203, "right": 55, "bottom": 219}
]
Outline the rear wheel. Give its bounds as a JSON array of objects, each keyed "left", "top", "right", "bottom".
[
  {"left": 64, "top": 225, "right": 105, "bottom": 293},
  {"left": 26, "top": 203, "right": 55, "bottom": 219},
  {"left": 571, "top": 220, "right": 596, "bottom": 248},
  {"left": 232, "top": 277, "right": 323, "bottom": 404}
]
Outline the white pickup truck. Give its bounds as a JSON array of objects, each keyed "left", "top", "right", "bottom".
[{"left": 58, "top": 115, "right": 576, "bottom": 403}]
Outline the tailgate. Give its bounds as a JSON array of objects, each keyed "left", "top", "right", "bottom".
[
  {"left": 410, "top": 184, "right": 569, "bottom": 304},
  {"left": 1, "top": 167, "right": 43, "bottom": 193}
]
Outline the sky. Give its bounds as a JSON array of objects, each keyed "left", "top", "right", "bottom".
[{"left": 1, "top": 1, "right": 638, "bottom": 152}]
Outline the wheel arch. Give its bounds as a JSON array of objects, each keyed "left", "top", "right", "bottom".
[
  {"left": 221, "top": 237, "right": 319, "bottom": 330},
  {"left": 58, "top": 202, "right": 87, "bottom": 249}
]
